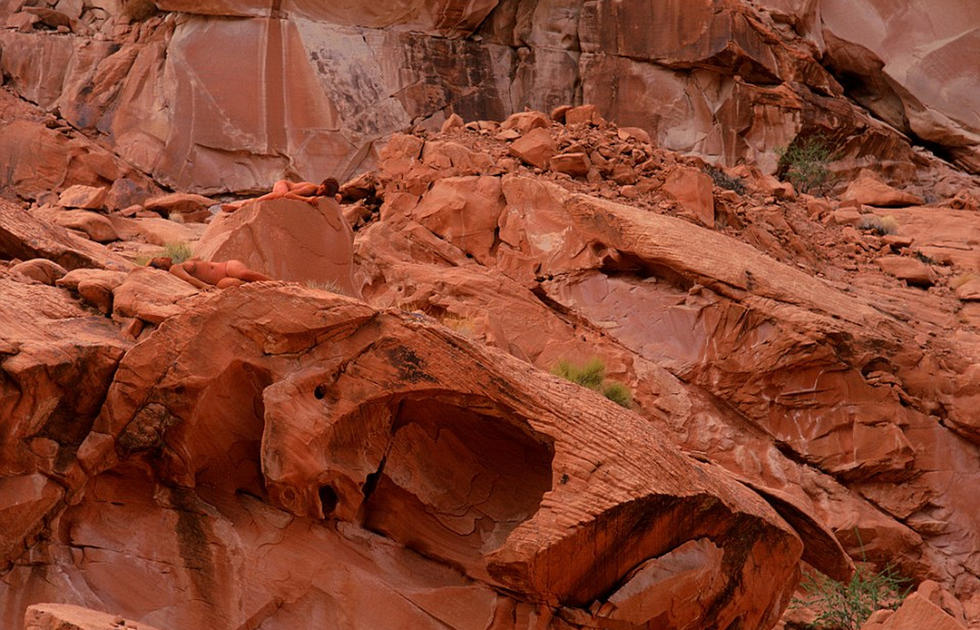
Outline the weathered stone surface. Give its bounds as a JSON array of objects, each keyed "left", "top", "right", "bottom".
[
  {"left": 61, "top": 284, "right": 803, "bottom": 629},
  {"left": 50, "top": 210, "right": 120, "bottom": 243},
  {"left": 821, "top": 0, "right": 980, "bottom": 172},
  {"left": 550, "top": 152, "right": 591, "bottom": 177},
  {"left": 956, "top": 279, "right": 980, "bottom": 302},
  {"left": 0, "top": 0, "right": 975, "bottom": 197},
  {"left": 57, "top": 185, "right": 107, "bottom": 210},
  {"left": 56, "top": 269, "right": 128, "bottom": 314},
  {"left": 25, "top": 604, "right": 163, "bottom": 630},
  {"left": 359, "top": 124, "right": 980, "bottom": 619},
  {"left": 508, "top": 127, "right": 557, "bottom": 169},
  {"left": 843, "top": 174, "right": 926, "bottom": 207},
  {"left": 195, "top": 197, "right": 357, "bottom": 294},
  {"left": 0, "top": 3, "right": 978, "bottom": 627},
  {"left": 877, "top": 255, "right": 937, "bottom": 287},
  {"left": 0, "top": 276, "right": 129, "bottom": 565},
  {"left": 9, "top": 259, "right": 67, "bottom": 285},
  {"left": 0, "top": 199, "right": 129, "bottom": 270},
  {"left": 111, "top": 267, "right": 198, "bottom": 324},
  {"left": 662, "top": 166, "right": 715, "bottom": 227},
  {"left": 142, "top": 192, "right": 214, "bottom": 220},
  {"left": 861, "top": 592, "right": 967, "bottom": 630}
]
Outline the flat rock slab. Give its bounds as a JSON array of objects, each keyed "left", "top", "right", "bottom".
[
  {"left": 25, "top": 603, "right": 162, "bottom": 630},
  {"left": 0, "top": 199, "right": 129, "bottom": 270}
]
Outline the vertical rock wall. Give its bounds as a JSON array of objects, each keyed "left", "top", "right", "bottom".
[{"left": 0, "top": 1, "right": 976, "bottom": 192}]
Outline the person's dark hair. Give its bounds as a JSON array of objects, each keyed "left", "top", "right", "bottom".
[{"left": 318, "top": 178, "right": 339, "bottom": 197}]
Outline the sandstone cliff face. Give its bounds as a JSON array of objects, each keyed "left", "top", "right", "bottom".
[
  {"left": 0, "top": 2, "right": 978, "bottom": 629},
  {"left": 0, "top": 0, "right": 976, "bottom": 196}
]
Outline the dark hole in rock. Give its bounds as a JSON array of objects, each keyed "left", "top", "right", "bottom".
[
  {"left": 318, "top": 485, "right": 338, "bottom": 516},
  {"left": 313, "top": 384, "right": 327, "bottom": 400},
  {"left": 361, "top": 396, "right": 553, "bottom": 575}
]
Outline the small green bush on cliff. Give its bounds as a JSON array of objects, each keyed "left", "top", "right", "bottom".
[
  {"left": 777, "top": 135, "right": 834, "bottom": 194},
  {"left": 552, "top": 358, "right": 632, "bottom": 408},
  {"left": 792, "top": 563, "right": 909, "bottom": 630}
]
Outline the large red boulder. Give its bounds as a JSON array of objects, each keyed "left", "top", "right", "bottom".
[{"left": 195, "top": 197, "right": 358, "bottom": 296}]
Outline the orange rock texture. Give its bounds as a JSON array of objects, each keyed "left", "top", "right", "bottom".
[
  {"left": 0, "top": 2, "right": 978, "bottom": 630},
  {"left": 0, "top": 0, "right": 977, "bottom": 196}
]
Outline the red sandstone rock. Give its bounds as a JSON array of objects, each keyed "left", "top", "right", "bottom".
[
  {"left": 565, "top": 104, "right": 603, "bottom": 126},
  {"left": 411, "top": 176, "right": 503, "bottom": 264},
  {"left": 956, "top": 279, "right": 980, "bottom": 302},
  {"left": 72, "top": 284, "right": 804, "bottom": 629},
  {"left": 111, "top": 267, "right": 199, "bottom": 324},
  {"left": 843, "top": 174, "right": 925, "bottom": 207},
  {"left": 24, "top": 604, "right": 163, "bottom": 630},
  {"left": 508, "top": 127, "right": 557, "bottom": 169},
  {"left": 861, "top": 593, "right": 967, "bottom": 630},
  {"left": 0, "top": 199, "right": 129, "bottom": 270},
  {"left": 10, "top": 259, "right": 67, "bottom": 285},
  {"left": 833, "top": 208, "right": 863, "bottom": 226},
  {"left": 662, "top": 166, "right": 715, "bottom": 227},
  {"left": 50, "top": 210, "right": 120, "bottom": 243},
  {"left": 550, "top": 152, "right": 591, "bottom": 177},
  {"left": 0, "top": 5, "right": 978, "bottom": 626},
  {"left": 57, "top": 185, "right": 107, "bottom": 210},
  {"left": 142, "top": 192, "right": 214, "bottom": 221},
  {"left": 0, "top": 276, "right": 129, "bottom": 564},
  {"left": 56, "top": 269, "right": 128, "bottom": 314},
  {"left": 877, "top": 255, "right": 937, "bottom": 287},
  {"left": 195, "top": 197, "right": 357, "bottom": 295},
  {"left": 500, "top": 110, "right": 550, "bottom": 134}
]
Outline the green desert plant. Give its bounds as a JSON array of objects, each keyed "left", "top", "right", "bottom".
[
  {"left": 552, "top": 358, "right": 633, "bottom": 408},
  {"left": 601, "top": 380, "right": 633, "bottom": 408},
  {"left": 163, "top": 241, "right": 193, "bottom": 264},
  {"left": 792, "top": 563, "right": 909, "bottom": 630},
  {"left": 857, "top": 214, "right": 899, "bottom": 236},
  {"left": 777, "top": 135, "right": 835, "bottom": 194}
]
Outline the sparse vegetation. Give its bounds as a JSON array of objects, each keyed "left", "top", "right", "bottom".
[
  {"left": 857, "top": 214, "right": 899, "bottom": 236},
  {"left": 706, "top": 165, "right": 747, "bottom": 195},
  {"left": 777, "top": 135, "right": 835, "bottom": 194},
  {"left": 163, "top": 242, "right": 193, "bottom": 264},
  {"left": 440, "top": 314, "right": 477, "bottom": 338},
  {"left": 552, "top": 358, "right": 633, "bottom": 408},
  {"left": 303, "top": 279, "right": 352, "bottom": 296},
  {"left": 792, "top": 563, "right": 909, "bottom": 630}
]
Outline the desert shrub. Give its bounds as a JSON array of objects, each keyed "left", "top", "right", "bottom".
[
  {"left": 792, "top": 563, "right": 909, "bottom": 630},
  {"left": 163, "top": 242, "right": 193, "bottom": 264},
  {"left": 777, "top": 136, "right": 834, "bottom": 194},
  {"left": 601, "top": 381, "right": 633, "bottom": 408},
  {"left": 705, "top": 165, "right": 746, "bottom": 195},
  {"left": 440, "top": 314, "right": 477, "bottom": 338},
  {"left": 857, "top": 214, "right": 899, "bottom": 236},
  {"left": 303, "top": 279, "right": 351, "bottom": 296},
  {"left": 552, "top": 358, "right": 632, "bottom": 408}
]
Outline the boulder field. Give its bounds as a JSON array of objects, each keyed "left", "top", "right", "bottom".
[{"left": 0, "top": 105, "right": 977, "bottom": 629}]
